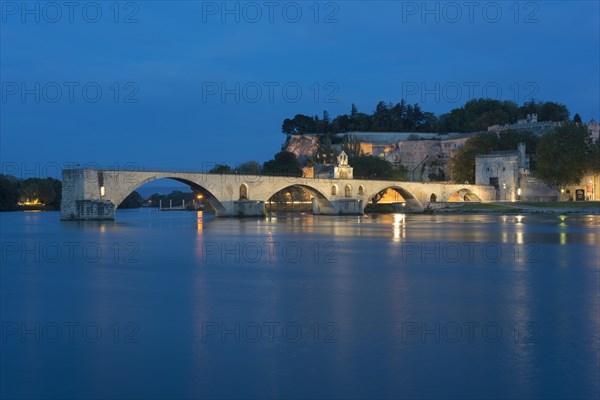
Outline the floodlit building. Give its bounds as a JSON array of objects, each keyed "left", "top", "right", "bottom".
[
  {"left": 475, "top": 148, "right": 524, "bottom": 201},
  {"left": 285, "top": 131, "right": 476, "bottom": 182},
  {"left": 475, "top": 143, "right": 560, "bottom": 201}
]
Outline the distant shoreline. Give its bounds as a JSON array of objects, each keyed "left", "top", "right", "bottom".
[{"left": 3, "top": 202, "right": 600, "bottom": 216}]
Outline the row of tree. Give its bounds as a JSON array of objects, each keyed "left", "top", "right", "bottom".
[
  {"left": 282, "top": 99, "right": 572, "bottom": 135},
  {"left": 0, "top": 176, "right": 62, "bottom": 211},
  {"left": 210, "top": 152, "right": 304, "bottom": 177},
  {"left": 534, "top": 123, "right": 600, "bottom": 190},
  {"left": 210, "top": 148, "right": 407, "bottom": 181}
]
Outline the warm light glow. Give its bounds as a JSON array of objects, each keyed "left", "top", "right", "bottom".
[
  {"left": 18, "top": 199, "right": 44, "bottom": 206},
  {"left": 517, "top": 188, "right": 521, "bottom": 196},
  {"left": 392, "top": 213, "right": 406, "bottom": 241},
  {"left": 197, "top": 194, "right": 203, "bottom": 200},
  {"left": 561, "top": 188, "right": 565, "bottom": 193},
  {"left": 197, "top": 211, "right": 203, "bottom": 231},
  {"left": 377, "top": 188, "right": 406, "bottom": 203},
  {"left": 100, "top": 186, "right": 105, "bottom": 197},
  {"left": 515, "top": 232, "right": 524, "bottom": 245}
]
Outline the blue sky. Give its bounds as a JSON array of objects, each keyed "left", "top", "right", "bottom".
[{"left": 1, "top": 0, "right": 599, "bottom": 177}]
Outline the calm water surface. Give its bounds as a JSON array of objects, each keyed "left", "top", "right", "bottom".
[{"left": 1, "top": 210, "right": 599, "bottom": 399}]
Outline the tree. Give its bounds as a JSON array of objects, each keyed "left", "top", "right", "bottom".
[
  {"left": 236, "top": 161, "right": 261, "bottom": 175},
  {"left": 350, "top": 103, "right": 358, "bottom": 118},
  {"left": 371, "top": 101, "right": 391, "bottom": 131},
  {"left": 262, "top": 151, "right": 303, "bottom": 176},
  {"left": 573, "top": 113, "right": 582, "bottom": 123},
  {"left": 0, "top": 174, "right": 20, "bottom": 211},
  {"left": 209, "top": 164, "right": 232, "bottom": 174},
  {"left": 315, "top": 134, "right": 336, "bottom": 164},
  {"left": 19, "top": 177, "right": 62, "bottom": 209},
  {"left": 280, "top": 98, "right": 571, "bottom": 136},
  {"left": 589, "top": 138, "right": 600, "bottom": 173},
  {"left": 281, "top": 114, "right": 318, "bottom": 135},
  {"left": 534, "top": 122, "right": 592, "bottom": 192},
  {"left": 450, "top": 132, "right": 501, "bottom": 183},
  {"left": 438, "top": 99, "right": 520, "bottom": 133},
  {"left": 519, "top": 100, "right": 570, "bottom": 122},
  {"left": 118, "top": 191, "right": 143, "bottom": 209},
  {"left": 539, "top": 101, "right": 570, "bottom": 121},
  {"left": 341, "top": 135, "right": 362, "bottom": 157},
  {"left": 349, "top": 155, "right": 407, "bottom": 180}
]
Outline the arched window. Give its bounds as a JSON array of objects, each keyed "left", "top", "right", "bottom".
[
  {"left": 331, "top": 185, "right": 338, "bottom": 196},
  {"left": 345, "top": 184, "right": 352, "bottom": 197},
  {"left": 358, "top": 185, "right": 365, "bottom": 196},
  {"left": 239, "top": 184, "right": 248, "bottom": 200},
  {"left": 430, "top": 193, "right": 437, "bottom": 203}
]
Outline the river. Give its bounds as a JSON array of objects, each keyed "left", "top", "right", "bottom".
[{"left": 1, "top": 209, "right": 599, "bottom": 399}]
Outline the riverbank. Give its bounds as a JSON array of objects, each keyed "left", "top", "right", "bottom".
[{"left": 432, "top": 201, "right": 600, "bottom": 214}]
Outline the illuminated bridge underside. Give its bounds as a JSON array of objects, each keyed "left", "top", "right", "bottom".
[{"left": 60, "top": 169, "right": 496, "bottom": 220}]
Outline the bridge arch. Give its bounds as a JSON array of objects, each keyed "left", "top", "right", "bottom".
[
  {"left": 445, "top": 187, "right": 483, "bottom": 202},
  {"left": 365, "top": 184, "right": 424, "bottom": 212},
  {"left": 111, "top": 176, "right": 227, "bottom": 215},
  {"left": 264, "top": 184, "right": 336, "bottom": 214}
]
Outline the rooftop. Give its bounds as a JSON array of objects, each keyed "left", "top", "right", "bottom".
[{"left": 476, "top": 150, "right": 520, "bottom": 158}]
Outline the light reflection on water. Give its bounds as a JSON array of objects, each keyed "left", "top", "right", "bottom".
[{"left": 0, "top": 210, "right": 598, "bottom": 399}]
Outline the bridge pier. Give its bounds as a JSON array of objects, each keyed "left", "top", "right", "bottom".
[
  {"left": 61, "top": 169, "right": 116, "bottom": 220},
  {"left": 227, "top": 200, "right": 266, "bottom": 217},
  {"left": 312, "top": 198, "right": 336, "bottom": 214},
  {"left": 312, "top": 199, "right": 363, "bottom": 215}
]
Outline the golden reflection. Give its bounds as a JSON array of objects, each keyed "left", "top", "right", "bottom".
[
  {"left": 515, "top": 232, "right": 524, "bottom": 245},
  {"left": 560, "top": 232, "right": 567, "bottom": 245},
  {"left": 393, "top": 213, "right": 406, "bottom": 242},
  {"left": 514, "top": 215, "right": 524, "bottom": 244},
  {"left": 197, "top": 211, "right": 203, "bottom": 232},
  {"left": 264, "top": 231, "right": 277, "bottom": 264}
]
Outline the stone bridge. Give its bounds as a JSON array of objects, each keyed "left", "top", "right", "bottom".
[{"left": 60, "top": 168, "right": 496, "bottom": 220}]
